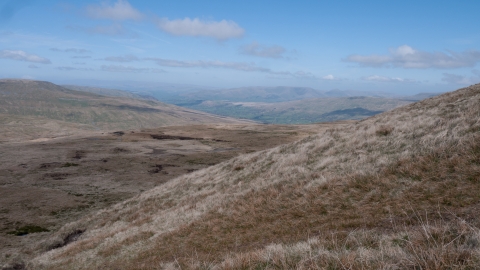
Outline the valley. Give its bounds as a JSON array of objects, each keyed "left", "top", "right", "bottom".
[{"left": 0, "top": 120, "right": 348, "bottom": 267}]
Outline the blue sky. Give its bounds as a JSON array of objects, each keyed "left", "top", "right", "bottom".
[{"left": 1, "top": 0, "right": 480, "bottom": 94}]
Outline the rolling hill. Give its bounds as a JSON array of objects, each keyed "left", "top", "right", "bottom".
[
  {"left": 0, "top": 79, "right": 247, "bottom": 141},
  {"left": 28, "top": 84, "right": 480, "bottom": 269}
]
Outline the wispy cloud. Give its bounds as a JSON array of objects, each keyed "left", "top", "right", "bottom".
[
  {"left": 145, "top": 57, "right": 314, "bottom": 78},
  {"left": 155, "top": 17, "right": 244, "bottom": 40},
  {"left": 68, "top": 23, "right": 128, "bottom": 36},
  {"left": 0, "top": 50, "right": 51, "bottom": 64},
  {"left": 442, "top": 70, "right": 480, "bottom": 85},
  {"left": 363, "top": 75, "right": 417, "bottom": 83},
  {"left": 57, "top": 66, "right": 93, "bottom": 71},
  {"left": 104, "top": 55, "right": 139, "bottom": 62},
  {"left": 345, "top": 45, "right": 480, "bottom": 69},
  {"left": 28, "top": 64, "right": 39, "bottom": 69},
  {"left": 239, "top": 42, "right": 286, "bottom": 58},
  {"left": 86, "top": 0, "right": 143, "bottom": 21},
  {"left": 50, "top": 48, "right": 91, "bottom": 54},
  {"left": 101, "top": 64, "right": 165, "bottom": 73},
  {"left": 72, "top": 55, "right": 91, "bottom": 59}
]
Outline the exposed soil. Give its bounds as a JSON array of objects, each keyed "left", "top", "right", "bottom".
[{"left": 0, "top": 122, "right": 350, "bottom": 266}]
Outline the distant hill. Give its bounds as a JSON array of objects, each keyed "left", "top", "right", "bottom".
[
  {"left": 61, "top": 85, "right": 156, "bottom": 100},
  {"left": 187, "top": 96, "right": 412, "bottom": 124},
  {"left": 401, "top": 92, "right": 440, "bottom": 101},
  {"left": 0, "top": 79, "right": 247, "bottom": 140},
  {"left": 178, "top": 86, "right": 325, "bottom": 103}
]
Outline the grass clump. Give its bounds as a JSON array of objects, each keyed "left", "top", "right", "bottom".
[
  {"left": 62, "top": 162, "right": 79, "bottom": 167},
  {"left": 8, "top": 225, "right": 49, "bottom": 236}
]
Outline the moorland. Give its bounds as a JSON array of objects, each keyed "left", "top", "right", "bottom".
[{"left": 0, "top": 79, "right": 478, "bottom": 269}]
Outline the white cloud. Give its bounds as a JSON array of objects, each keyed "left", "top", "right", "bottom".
[
  {"left": 155, "top": 17, "right": 244, "bottom": 40},
  {"left": 0, "top": 50, "right": 51, "bottom": 64},
  {"left": 345, "top": 45, "right": 480, "bottom": 69},
  {"left": 101, "top": 64, "right": 165, "bottom": 73},
  {"left": 363, "top": 75, "right": 416, "bottom": 83},
  {"left": 86, "top": 0, "right": 143, "bottom": 21},
  {"left": 322, "top": 74, "right": 335, "bottom": 80},
  {"left": 239, "top": 42, "right": 286, "bottom": 58}
]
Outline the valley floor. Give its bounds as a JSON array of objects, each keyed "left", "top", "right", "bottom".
[{"left": 0, "top": 122, "right": 350, "bottom": 267}]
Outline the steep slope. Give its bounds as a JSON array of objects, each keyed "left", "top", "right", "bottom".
[
  {"left": 30, "top": 84, "right": 480, "bottom": 269},
  {"left": 0, "top": 79, "right": 246, "bottom": 141}
]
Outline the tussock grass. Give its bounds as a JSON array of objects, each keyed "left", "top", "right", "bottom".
[{"left": 29, "top": 84, "right": 480, "bottom": 269}]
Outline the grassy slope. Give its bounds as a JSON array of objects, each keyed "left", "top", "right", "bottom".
[
  {"left": 187, "top": 97, "right": 411, "bottom": 124},
  {"left": 0, "top": 80, "right": 244, "bottom": 137},
  {"left": 31, "top": 84, "right": 480, "bottom": 269}
]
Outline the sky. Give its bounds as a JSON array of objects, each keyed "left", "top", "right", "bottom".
[{"left": 1, "top": 0, "right": 480, "bottom": 94}]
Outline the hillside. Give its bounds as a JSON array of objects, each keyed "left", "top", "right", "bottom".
[
  {"left": 28, "top": 84, "right": 480, "bottom": 269},
  {"left": 0, "top": 79, "right": 246, "bottom": 141},
  {"left": 188, "top": 97, "right": 411, "bottom": 124}
]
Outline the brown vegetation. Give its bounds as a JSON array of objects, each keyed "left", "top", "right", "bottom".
[
  {"left": 0, "top": 123, "right": 333, "bottom": 268},
  {"left": 23, "top": 84, "right": 480, "bottom": 269}
]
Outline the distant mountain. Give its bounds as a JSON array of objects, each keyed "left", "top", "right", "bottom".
[
  {"left": 0, "top": 79, "right": 247, "bottom": 141},
  {"left": 323, "top": 89, "right": 396, "bottom": 97},
  {"left": 179, "top": 86, "right": 325, "bottom": 103},
  {"left": 185, "top": 96, "right": 412, "bottom": 124},
  {"left": 61, "top": 85, "right": 157, "bottom": 100}
]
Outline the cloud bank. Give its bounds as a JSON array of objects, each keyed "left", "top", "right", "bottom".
[
  {"left": 240, "top": 42, "right": 286, "bottom": 58},
  {"left": 345, "top": 45, "right": 480, "bottom": 69},
  {"left": 156, "top": 17, "right": 244, "bottom": 40},
  {"left": 0, "top": 50, "right": 51, "bottom": 64}
]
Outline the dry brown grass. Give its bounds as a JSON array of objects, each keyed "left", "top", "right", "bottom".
[{"left": 28, "top": 84, "right": 480, "bottom": 269}]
